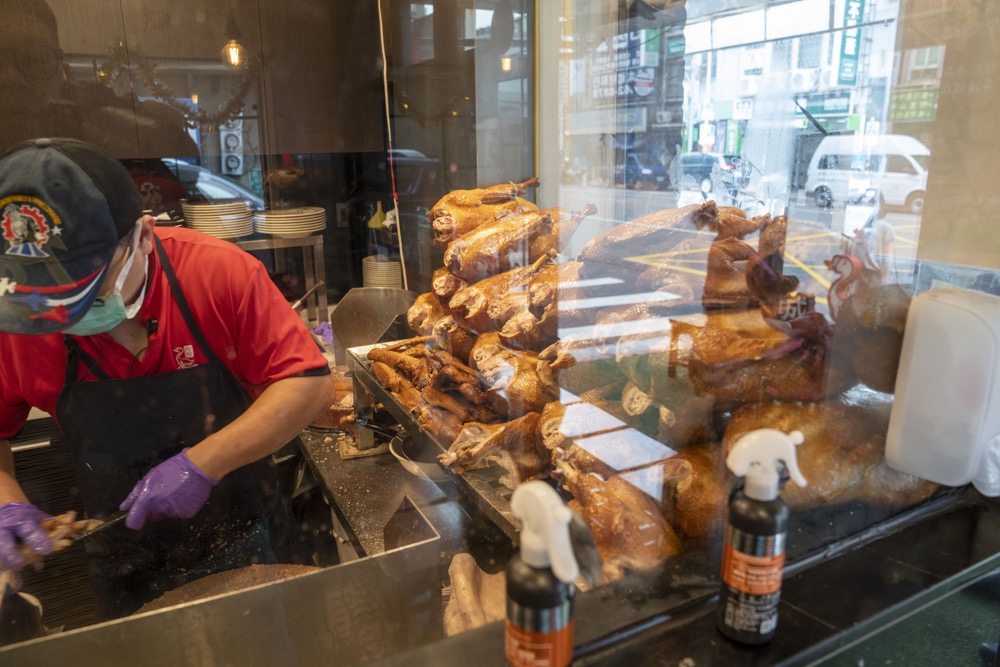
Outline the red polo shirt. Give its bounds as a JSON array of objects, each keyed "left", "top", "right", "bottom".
[{"left": 0, "top": 226, "right": 328, "bottom": 438}]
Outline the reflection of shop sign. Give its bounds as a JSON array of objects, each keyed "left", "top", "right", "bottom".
[
  {"left": 889, "top": 89, "right": 938, "bottom": 122},
  {"left": 838, "top": 0, "right": 865, "bottom": 86},
  {"left": 795, "top": 92, "right": 852, "bottom": 117},
  {"left": 566, "top": 107, "right": 646, "bottom": 135},
  {"left": 592, "top": 66, "right": 657, "bottom": 99},
  {"left": 592, "top": 30, "right": 661, "bottom": 100},
  {"left": 667, "top": 38, "right": 685, "bottom": 56}
]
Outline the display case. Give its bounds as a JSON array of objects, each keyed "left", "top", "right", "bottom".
[{"left": 1, "top": 0, "right": 999, "bottom": 665}]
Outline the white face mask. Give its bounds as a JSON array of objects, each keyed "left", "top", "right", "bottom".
[{"left": 65, "top": 225, "right": 147, "bottom": 335}]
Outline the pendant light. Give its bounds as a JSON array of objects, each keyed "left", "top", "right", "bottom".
[{"left": 221, "top": 10, "right": 246, "bottom": 69}]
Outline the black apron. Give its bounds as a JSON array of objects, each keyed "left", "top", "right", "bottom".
[{"left": 55, "top": 236, "right": 292, "bottom": 619}]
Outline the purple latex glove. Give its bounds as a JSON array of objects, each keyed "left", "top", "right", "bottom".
[
  {"left": 120, "top": 449, "right": 218, "bottom": 530},
  {"left": 0, "top": 503, "right": 53, "bottom": 570}
]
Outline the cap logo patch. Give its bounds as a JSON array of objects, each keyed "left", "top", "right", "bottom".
[{"left": 1, "top": 196, "right": 62, "bottom": 258}]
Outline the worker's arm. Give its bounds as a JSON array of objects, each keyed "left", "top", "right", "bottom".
[
  {"left": 0, "top": 440, "right": 30, "bottom": 504},
  {"left": 0, "top": 439, "right": 54, "bottom": 568},
  {"left": 186, "top": 373, "right": 336, "bottom": 479},
  {"left": 120, "top": 373, "right": 335, "bottom": 529}
]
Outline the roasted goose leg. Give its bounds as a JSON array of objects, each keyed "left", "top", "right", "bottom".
[
  {"left": 449, "top": 252, "right": 553, "bottom": 334},
  {"left": 407, "top": 292, "right": 449, "bottom": 336},
  {"left": 432, "top": 267, "right": 468, "bottom": 305},
  {"left": 432, "top": 316, "right": 478, "bottom": 365},
  {"left": 470, "top": 333, "right": 559, "bottom": 417},
  {"left": 439, "top": 412, "right": 549, "bottom": 489}
]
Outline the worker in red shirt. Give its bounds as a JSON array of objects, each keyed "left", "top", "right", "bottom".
[{"left": 0, "top": 138, "right": 335, "bottom": 618}]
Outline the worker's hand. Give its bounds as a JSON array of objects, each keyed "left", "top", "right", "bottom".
[
  {"left": 120, "top": 449, "right": 218, "bottom": 530},
  {"left": 0, "top": 503, "right": 53, "bottom": 570}
]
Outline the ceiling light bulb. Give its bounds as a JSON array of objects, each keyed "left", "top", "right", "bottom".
[
  {"left": 221, "top": 39, "right": 246, "bottom": 68},
  {"left": 501, "top": 56, "right": 512, "bottom": 72}
]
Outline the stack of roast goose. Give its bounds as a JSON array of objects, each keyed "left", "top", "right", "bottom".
[{"left": 370, "top": 178, "right": 937, "bottom": 583}]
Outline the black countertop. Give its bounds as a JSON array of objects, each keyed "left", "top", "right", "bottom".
[
  {"left": 298, "top": 427, "right": 1000, "bottom": 666},
  {"left": 366, "top": 490, "right": 1000, "bottom": 666}
]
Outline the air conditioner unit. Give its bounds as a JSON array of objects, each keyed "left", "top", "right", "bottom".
[
  {"left": 790, "top": 69, "right": 818, "bottom": 92},
  {"left": 655, "top": 110, "right": 672, "bottom": 124},
  {"left": 738, "top": 77, "right": 759, "bottom": 96}
]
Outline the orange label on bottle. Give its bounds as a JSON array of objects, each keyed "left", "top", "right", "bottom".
[
  {"left": 721, "top": 543, "right": 784, "bottom": 595},
  {"left": 504, "top": 620, "right": 574, "bottom": 667}
]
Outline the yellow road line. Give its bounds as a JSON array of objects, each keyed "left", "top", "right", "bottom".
[{"left": 784, "top": 252, "right": 831, "bottom": 289}]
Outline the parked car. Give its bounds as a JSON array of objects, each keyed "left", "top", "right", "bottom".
[
  {"left": 615, "top": 153, "right": 669, "bottom": 189},
  {"left": 804, "top": 134, "right": 929, "bottom": 213},
  {"left": 161, "top": 157, "right": 265, "bottom": 210},
  {"left": 673, "top": 152, "right": 738, "bottom": 192}
]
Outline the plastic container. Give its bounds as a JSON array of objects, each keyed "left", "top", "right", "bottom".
[{"left": 886, "top": 287, "right": 1000, "bottom": 496}]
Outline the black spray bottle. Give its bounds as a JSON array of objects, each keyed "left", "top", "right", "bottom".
[
  {"left": 505, "top": 481, "right": 580, "bottom": 667},
  {"left": 718, "top": 428, "right": 808, "bottom": 644}
]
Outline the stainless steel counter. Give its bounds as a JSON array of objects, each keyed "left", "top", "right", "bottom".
[{"left": 297, "top": 427, "right": 513, "bottom": 568}]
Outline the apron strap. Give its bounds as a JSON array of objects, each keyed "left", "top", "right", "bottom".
[
  {"left": 63, "top": 336, "right": 111, "bottom": 383},
  {"left": 153, "top": 235, "right": 220, "bottom": 365}
]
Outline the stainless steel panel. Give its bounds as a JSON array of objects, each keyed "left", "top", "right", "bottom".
[{"left": 0, "top": 502, "right": 443, "bottom": 666}]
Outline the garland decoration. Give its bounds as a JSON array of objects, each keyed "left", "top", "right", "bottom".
[{"left": 96, "top": 41, "right": 258, "bottom": 129}]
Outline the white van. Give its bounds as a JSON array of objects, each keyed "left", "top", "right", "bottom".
[{"left": 804, "top": 134, "right": 931, "bottom": 214}]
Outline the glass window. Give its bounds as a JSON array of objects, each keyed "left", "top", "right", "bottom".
[
  {"left": 3, "top": 1, "right": 1000, "bottom": 663},
  {"left": 886, "top": 154, "right": 917, "bottom": 174},
  {"left": 798, "top": 33, "right": 823, "bottom": 68}
]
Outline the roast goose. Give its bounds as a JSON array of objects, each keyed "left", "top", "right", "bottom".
[
  {"left": 365, "top": 191, "right": 932, "bottom": 584},
  {"left": 430, "top": 178, "right": 539, "bottom": 249},
  {"left": 444, "top": 209, "right": 554, "bottom": 284}
]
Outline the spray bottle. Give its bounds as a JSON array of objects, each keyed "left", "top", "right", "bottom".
[
  {"left": 718, "top": 428, "right": 807, "bottom": 644},
  {"left": 505, "top": 481, "right": 579, "bottom": 667}
]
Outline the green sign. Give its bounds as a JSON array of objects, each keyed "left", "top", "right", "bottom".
[
  {"left": 667, "top": 38, "right": 685, "bottom": 56},
  {"left": 838, "top": 0, "right": 865, "bottom": 86},
  {"left": 889, "top": 89, "right": 938, "bottom": 122},
  {"left": 795, "top": 92, "right": 853, "bottom": 117}
]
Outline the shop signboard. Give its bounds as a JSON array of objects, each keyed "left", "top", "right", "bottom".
[
  {"left": 838, "top": 0, "right": 866, "bottom": 86},
  {"left": 889, "top": 89, "right": 938, "bottom": 122},
  {"left": 795, "top": 91, "right": 853, "bottom": 117},
  {"left": 733, "top": 98, "right": 754, "bottom": 120}
]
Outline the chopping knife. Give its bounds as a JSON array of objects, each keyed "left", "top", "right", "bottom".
[{"left": 71, "top": 510, "right": 129, "bottom": 543}]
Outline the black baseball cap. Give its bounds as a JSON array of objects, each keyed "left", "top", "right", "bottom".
[{"left": 0, "top": 138, "right": 143, "bottom": 334}]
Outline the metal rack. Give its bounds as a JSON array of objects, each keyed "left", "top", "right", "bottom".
[
  {"left": 346, "top": 343, "right": 519, "bottom": 541},
  {"left": 235, "top": 235, "right": 328, "bottom": 325}
]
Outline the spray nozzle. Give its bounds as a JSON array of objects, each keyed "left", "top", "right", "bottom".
[
  {"left": 727, "top": 428, "right": 808, "bottom": 502},
  {"left": 510, "top": 481, "right": 579, "bottom": 584}
]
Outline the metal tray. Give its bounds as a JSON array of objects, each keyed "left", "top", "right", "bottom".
[
  {"left": 346, "top": 343, "right": 519, "bottom": 541},
  {"left": 345, "top": 343, "right": 972, "bottom": 568}
]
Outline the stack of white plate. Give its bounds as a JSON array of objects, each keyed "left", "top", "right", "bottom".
[
  {"left": 362, "top": 255, "right": 402, "bottom": 288},
  {"left": 253, "top": 207, "right": 327, "bottom": 238},
  {"left": 180, "top": 200, "right": 253, "bottom": 239}
]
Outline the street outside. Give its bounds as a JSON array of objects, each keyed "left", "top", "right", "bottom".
[{"left": 556, "top": 184, "right": 920, "bottom": 307}]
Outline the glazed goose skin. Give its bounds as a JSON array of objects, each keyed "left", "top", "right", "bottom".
[
  {"left": 430, "top": 178, "right": 539, "bottom": 249},
  {"left": 444, "top": 209, "right": 554, "bottom": 284}
]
